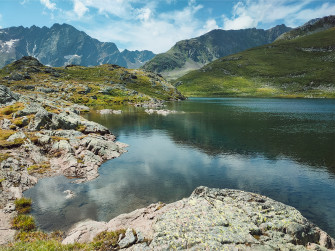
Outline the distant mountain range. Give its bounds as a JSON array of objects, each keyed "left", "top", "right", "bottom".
[
  {"left": 142, "top": 24, "right": 292, "bottom": 79},
  {"left": 176, "top": 15, "right": 335, "bottom": 98},
  {"left": 0, "top": 23, "right": 155, "bottom": 69}
]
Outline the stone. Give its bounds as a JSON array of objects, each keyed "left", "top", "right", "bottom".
[
  {"left": 62, "top": 220, "right": 108, "bottom": 244},
  {"left": 63, "top": 187, "right": 335, "bottom": 250},
  {"left": 51, "top": 140, "right": 73, "bottom": 153},
  {"left": 36, "top": 87, "right": 56, "bottom": 93},
  {"left": 3, "top": 203, "right": 15, "bottom": 213},
  {"left": 5, "top": 72, "right": 25, "bottom": 81},
  {"left": 0, "top": 209, "right": 16, "bottom": 245},
  {"left": 7, "top": 132, "right": 26, "bottom": 142},
  {"left": 97, "top": 109, "right": 122, "bottom": 115},
  {"left": 0, "top": 118, "right": 12, "bottom": 130},
  {"left": 28, "top": 109, "right": 53, "bottom": 131},
  {"left": 1, "top": 158, "right": 21, "bottom": 171},
  {"left": 118, "top": 228, "right": 136, "bottom": 248},
  {"left": 0, "top": 85, "right": 20, "bottom": 105}
]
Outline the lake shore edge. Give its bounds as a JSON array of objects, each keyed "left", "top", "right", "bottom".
[{"left": 1, "top": 86, "right": 335, "bottom": 250}]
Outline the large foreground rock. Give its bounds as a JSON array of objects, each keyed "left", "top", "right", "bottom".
[
  {"left": 63, "top": 186, "right": 335, "bottom": 250},
  {"left": 0, "top": 85, "right": 20, "bottom": 105}
]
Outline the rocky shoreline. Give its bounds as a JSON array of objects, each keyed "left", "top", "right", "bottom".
[
  {"left": 1, "top": 84, "right": 335, "bottom": 249},
  {"left": 62, "top": 186, "right": 335, "bottom": 250},
  {"left": 0, "top": 85, "right": 127, "bottom": 244}
]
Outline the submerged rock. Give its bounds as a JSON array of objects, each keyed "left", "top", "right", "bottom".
[{"left": 63, "top": 186, "right": 335, "bottom": 250}]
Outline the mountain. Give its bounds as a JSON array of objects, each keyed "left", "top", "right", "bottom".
[
  {"left": 0, "top": 23, "right": 155, "bottom": 69},
  {"left": 120, "top": 49, "right": 155, "bottom": 69},
  {"left": 142, "top": 24, "right": 291, "bottom": 80},
  {"left": 175, "top": 20, "right": 335, "bottom": 98},
  {"left": 276, "top": 15, "right": 335, "bottom": 41}
]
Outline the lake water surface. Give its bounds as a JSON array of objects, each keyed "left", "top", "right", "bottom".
[{"left": 24, "top": 98, "right": 335, "bottom": 237}]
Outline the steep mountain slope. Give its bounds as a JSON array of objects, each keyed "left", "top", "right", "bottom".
[
  {"left": 0, "top": 56, "right": 184, "bottom": 105},
  {"left": 176, "top": 27, "right": 335, "bottom": 98},
  {"left": 276, "top": 15, "right": 335, "bottom": 41},
  {"left": 142, "top": 25, "right": 291, "bottom": 80},
  {"left": 0, "top": 24, "right": 155, "bottom": 69}
]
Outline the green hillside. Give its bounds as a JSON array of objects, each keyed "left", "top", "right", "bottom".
[
  {"left": 0, "top": 56, "right": 184, "bottom": 107},
  {"left": 176, "top": 27, "right": 335, "bottom": 98},
  {"left": 142, "top": 25, "right": 291, "bottom": 80}
]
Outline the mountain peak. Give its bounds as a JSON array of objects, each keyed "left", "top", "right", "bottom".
[
  {"left": 0, "top": 24, "right": 155, "bottom": 69},
  {"left": 276, "top": 15, "right": 335, "bottom": 41}
]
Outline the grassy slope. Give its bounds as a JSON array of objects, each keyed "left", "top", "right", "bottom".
[
  {"left": 0, "top": 61, "right": 184, "bottom": 107},
  {"left": 176, "top": 28, "right": 335, "bottom": 98}
]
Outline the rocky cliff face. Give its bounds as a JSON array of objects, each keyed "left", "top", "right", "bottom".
[
  {"left": 142, "top": 24, "right": 291, "bottom": 79},
  {"left": 0, "top": 23, "right": 155, "bottom": 69},
  {"left": 62, "top": 186, "right": 335, "bottom": 250},
  {"left": 276, "top": 15, "right": 335, "bottom": 41}
]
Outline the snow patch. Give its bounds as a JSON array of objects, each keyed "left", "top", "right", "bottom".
[
  {"left": 5, "top": 39, "right": 19, "bottom": 48},
  {"left": 64, "top": 54, "right": 81, "bottom": 60},
  {"left": 0, "top": 39, "right": 19, "bottom": 53}
]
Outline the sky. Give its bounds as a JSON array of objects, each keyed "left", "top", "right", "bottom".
[{"left": 1, "top": 0, "right": 335, "bottom": 53}]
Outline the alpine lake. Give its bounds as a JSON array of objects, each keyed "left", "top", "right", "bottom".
[{"left": 24, "top": 98, "right": 335, "bottom": 238}]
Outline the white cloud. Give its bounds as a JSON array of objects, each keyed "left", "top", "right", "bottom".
[
  {"left": 293, "top": 3, "right": 335, "bottom": 26},
  {"left": 40, "top": 0, "right": 56, "bottom": 10},
  {"left": 203, "top": 19, "right": 219, "bottom": 32},
  {"left": 221, "top": 0, "right": 332, "bottom": 30},
  {"left": 85, "top": 0, "right": 205, "bottom": 53},
  {"left": 73, "top": 0, "right": 89, "bottom": 19}
]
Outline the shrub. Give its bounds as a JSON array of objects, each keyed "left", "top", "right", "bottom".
[
  {"left": 12, "top": 215, "right": 36, "bottom": 231},
  {"left": 91, "top": 229, "right": 126, "bottom": 251},
  {"left": 14, "top": 197, "right": 32, "bottom": 214}
]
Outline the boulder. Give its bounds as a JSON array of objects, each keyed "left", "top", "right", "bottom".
[
  {"left": 51, "top": 140, "right": 73, "bottom": 153},
  {"left": 62, "top": 220, "right": 108, "bottom": 244},
  {"left": 63, "top": 187, "right": 335, "bottom": 250},
  {"left": 7, "top": 132, "right": 26, "bottom": 142},
  {"left": 0, "top": 118, "right": 12, "bottom": 130},
  {"left": 28, "top": 109, "right": 53, "bottom": 131},
  {"left": 0, "top": 85, "right": 20, "bottom": 105},
  {"left": 118, "top": 228, "right": 136, "bottom": 248}
]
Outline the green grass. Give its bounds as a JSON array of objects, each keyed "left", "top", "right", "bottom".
[
  {"left": 14, "top": 198, "right": 32, "bottom": 214},
  {"left": 0, "top": 62, "right": 184, "bottom": 108},
  {"left": 176, "top": 27, "right": 335, "bottom": 98},
  {"left": 11, "top": 215, "right": 36, "bottom": 232}
]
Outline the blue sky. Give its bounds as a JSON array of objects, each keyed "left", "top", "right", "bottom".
[{"left": 1, "top": 0, "right": 335, "bottom": 53}]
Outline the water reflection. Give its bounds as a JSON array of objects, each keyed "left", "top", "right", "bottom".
[{"left": 25, "top": 98, "right": 335, "bottom": 237}]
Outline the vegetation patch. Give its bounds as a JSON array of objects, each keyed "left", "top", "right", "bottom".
[
  {"left": 27, "top": 163, "right": 51, "bottom": 175},
  {"left": 0, "top": 103, "right": 24, "bottom": 117},
  {"left": 176, "top": 28, "right": 335, "bottom": 98},
  {"left": 0, "top": 130, "right": 25, "bottom": 149},
  {"left": 14, "top": 197, "right": 32, "bottom": 214},
  {"left": 11, "top": 215, "right": 36, "bottom": 232},
  {"left": 91, "top": 229, "right": 126, "bottom": 251}
]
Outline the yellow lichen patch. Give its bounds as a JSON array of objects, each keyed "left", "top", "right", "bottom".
[
  {"left": 0, "top": 129, "right": 16, "bottom": 140},
  {"left": 27, "top": 162, "right": 51, "bottom": 175},
  {"left": 0, "top": 152, "right": 11, "bottom": 163},
  {"left": 51, "top": 136, "right": 69, "bottom": 142}
]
